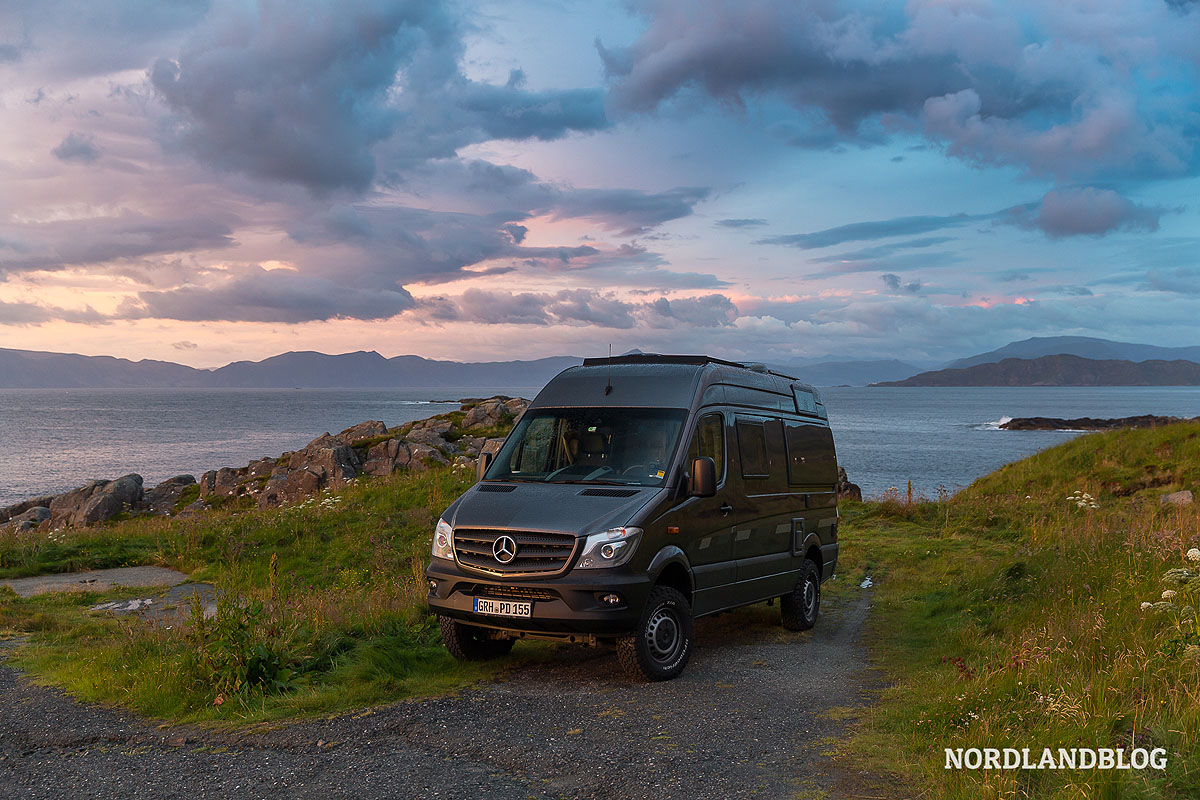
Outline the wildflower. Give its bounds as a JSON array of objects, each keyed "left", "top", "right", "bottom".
[
  {"left": 1188, "top": 548, "right": 1200, "bottom": 563},
  {"left": 1140, "top": 602, "right": 1152, "bottom": 611},
  {"left": 1162, "top": 589, "right": 1177, "bottom": 600}
]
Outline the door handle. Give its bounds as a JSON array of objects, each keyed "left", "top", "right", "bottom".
[{"left": 719, "top": 503, "right": 733, "bottom": 516}]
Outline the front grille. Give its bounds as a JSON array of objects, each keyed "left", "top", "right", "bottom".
[
  {"left": 453, "top": 528, "right": 578, "bottom": 575},
  {"left": 473, "top": 584, "right": 558, "bottom": 602},
  {"left": 578, "top": 487, "right": 640, "bottom": 497}
]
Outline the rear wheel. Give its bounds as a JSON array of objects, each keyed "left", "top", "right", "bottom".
[
  {"left": 439, "top": 617, "right": 515, "bottom": 660},
  {"left": 617, "top": 586, "right": 694, "bottom": 681},
  {"left": 781, "top": 559, "right": 821, "bottom": 631}
]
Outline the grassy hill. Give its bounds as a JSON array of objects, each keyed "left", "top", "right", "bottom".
[{"left": 2, "top": 424, "right": 1199, "bottom": 796}]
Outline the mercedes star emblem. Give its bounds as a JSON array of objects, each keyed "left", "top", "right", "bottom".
[{"left": 492, "top": 535, "right": 518, "bottom": 564}]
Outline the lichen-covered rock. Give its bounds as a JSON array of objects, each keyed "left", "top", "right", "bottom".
[
  {"left": 48, "top": 480, "right": 108, "bottom": 524},
  {"left": 462, "top": 398, "right": 506, "bottom": 428},
  {"left": 406, "top": 427, "right": 448, "bottom": 448},
  {"left": 1, "top": 495, "right": 57, "bottom": 524}
]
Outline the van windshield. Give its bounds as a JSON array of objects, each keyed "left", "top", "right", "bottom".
[{"left": 485, "top": 407, "right": 688, "bottom": 487}]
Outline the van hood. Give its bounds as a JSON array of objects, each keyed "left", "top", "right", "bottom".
[{"left": 446, "top": 482, "right": 662, "bottom": 536}]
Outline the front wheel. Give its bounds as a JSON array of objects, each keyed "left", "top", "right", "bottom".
[
  {"left": 617, "top": 586, "right": 694, "bottom": 681},
  {"left": 439, "top": 617, "right": 515, "bottom": 661},
  {"left": 780, "top": 559, "right": 821, "bottom": 631}
]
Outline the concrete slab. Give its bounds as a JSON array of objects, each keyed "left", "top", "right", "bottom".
[{"left": 0, "top": 566, "right": 189, "bottom": 598}]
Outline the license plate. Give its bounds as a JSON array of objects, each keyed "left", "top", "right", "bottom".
[{"left": 472, "top": 597, "right": 532, "bottom": 617}]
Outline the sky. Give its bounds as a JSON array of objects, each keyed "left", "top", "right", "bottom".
[{"left": 1, "top": 0, "right": 1198, "bottom": 368}]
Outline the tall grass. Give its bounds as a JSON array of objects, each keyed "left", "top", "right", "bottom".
[{"left": 837, "top": 423, "right": 1200, "bottom": 799}]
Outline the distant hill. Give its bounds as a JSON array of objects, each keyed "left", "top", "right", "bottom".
[
  {"left": 785, "top": 359, "right": 921, "bottom": 386},
  {"left": 0, "top": 348, "right": 581, "bottom": 389},
  {"left": 947, "top": 336, "right": 1200, "bottom": 369},
  {"left": 874, "top": 355, "right": 1200, "bottom": 387}
]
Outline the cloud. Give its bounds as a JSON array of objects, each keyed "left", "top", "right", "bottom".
[
  {"left": 810, "top": 236, "right": 953, "bottom": 263},
  {"left": 715, "top": 218, "right": 767, "bottom": 229},
  {"left": 760, "top": 214, "right": 979, "bottom": 249},
  {"left": 1147, "top": 267, "right": 1200, "bottom": 295},
  {"left": 171, "top": 340, "right": 198, "bottom": 350},
  {"left": 0, "top": 298, "right": 106, "bottom": 326},
  {"left": 1004, "top": 187, "right": 1164, "bottom": 238},
  {"left": 151, "top": 1, "right": 607, "bottom": 194},
  {"left": 51, "top": 132, "right": 100, "bottom": 163},
  {"left": 550, "top": 187, "right": 710, "bottom": 236},
  {"left": 881, "top": 273, "right": 922, "bottom": 294},
  {"left": 604, "top": 0, "right": 1200, "bottom": 185},
  {"left": 122, "top": 266, "right": 414, "bottom": 323},
  {"left": 428, "top": 289, "right": 737, "bottom": 330},
  {"left": 0, "top": 212, "right": 236, "bottom": 275}
]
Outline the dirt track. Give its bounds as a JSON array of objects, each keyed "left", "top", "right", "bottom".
[{"left": 0, "top": 593, "right": 897, "bottom": 799}]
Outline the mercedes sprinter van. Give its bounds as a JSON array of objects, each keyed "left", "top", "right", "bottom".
[{"left": 426, "top": 354, "right": 839, "bottom": 680}]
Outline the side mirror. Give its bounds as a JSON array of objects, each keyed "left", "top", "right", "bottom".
[
  {"left": 689, "top": 457, "right": 716, "bottom": 498},
  {"left": 477, "top": 450, "right": 494, "bottom": 482}
]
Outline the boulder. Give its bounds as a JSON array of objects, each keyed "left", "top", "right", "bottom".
[
  {"left": 140, "top": 475, "right": 196, "bottom": 514},
  {"left": 406, "top": 427, "right": 448, "bottom": 448},
  {"left": 462, "top": 398, "right": 506, "bottom": 429},
  {"left": 76, "top": 474, "right": 143, "bottom": 526},
  {"left": 1, "top": 495, "right": 57, "bottom": 524},
  {"left": 49, "top": 480, "right": 109, "bottom": 524},
  {"left": 245, "top": 458, "right": 276, "bottom": 479},
  {"left": 456, "top": 435, "right": 487, "bottom": 456},
  {"left": 1161, "top": 490, "right": 1194, "bottom": 507},
  {"left": 480, "top": 438, "right": 506, "bottom": 459},
  {"left": 2, "top": 506, "right": 51, "bottom": 532},
  {"left": 335, "top": 419, "right": 388, "bottom": 444},
  {"left": 836, "top": 466, "right": 862, "bottom": 503},
  {"left": 502, "top": 397, "right": 529, "bottom": 419}
]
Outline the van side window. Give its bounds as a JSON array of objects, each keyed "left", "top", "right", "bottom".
[
  {"left": 792, "top": 387, "right": 818, "bottom": 415},
  {"left": 686, "top": 413, "right": 725, "bottom": 484},
  {"left": 736, "top": 419, "right": 770, "bottom": 478}
]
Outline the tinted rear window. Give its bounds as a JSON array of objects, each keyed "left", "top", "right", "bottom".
[{"left": 736, "top": 419, "right": 770, "bottom": 478}]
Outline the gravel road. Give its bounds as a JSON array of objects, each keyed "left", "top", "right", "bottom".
[{"left": 1, "top": 592, "right": 895, "bottom": 800}]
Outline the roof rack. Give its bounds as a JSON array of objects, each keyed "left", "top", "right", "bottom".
[{"left": 579, "top": 353, "right": 800, "bottom": 381}]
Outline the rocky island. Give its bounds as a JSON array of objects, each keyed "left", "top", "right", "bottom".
[{"left": 1000, "top": 415, "right": 1200, "bottom": 431}]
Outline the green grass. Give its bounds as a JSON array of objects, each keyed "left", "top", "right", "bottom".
[
  {"left": 0, "top": 464, "right": 551, "bottom": 723},
  {"left": 834, "top": 422, "right": 1200, "bottom": 799},
  {"left": 3, "top": 417, "right": 1200, "bottom": 799}
]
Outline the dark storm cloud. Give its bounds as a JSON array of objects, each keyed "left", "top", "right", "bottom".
[
  {"left": 760, "top": 214, "right": 979, "bottom": 249},
  {"left": 0, "top": 213, "right": 236, "bottom": 275},
  {"left": 151, "top": 2, "right": 607, "bottom": 194},
  {"left": 123, "top": 267, "right": 414, "bottom": 323},
  {"left": 604, "top": 0, "right": 1200, "bottom": 187},
  {"left": 51, "top": 132, "right": 100, "bottom": 163}
]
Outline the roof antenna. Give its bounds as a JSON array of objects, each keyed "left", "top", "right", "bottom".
[{"left": 605, "top": 343, "right": 613, "bottom": 395}]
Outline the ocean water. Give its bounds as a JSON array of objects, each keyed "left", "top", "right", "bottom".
[{"left": 1, "top": 385, "right": 1199, "bottom": 507}]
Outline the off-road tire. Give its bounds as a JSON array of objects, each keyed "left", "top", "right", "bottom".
[
  {"left": 439, "top": 616, "right": 515, "bottom": 660},
  {"left": 617, "top": 586, "right": 694, "bottom": 681},
  {"left": 780, "top": 558, "right": 821, "bottom": 631}
]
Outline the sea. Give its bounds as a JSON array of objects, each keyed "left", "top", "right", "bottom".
[{"left": 2, "top": 385, "right": 1199, "bottom": 507}]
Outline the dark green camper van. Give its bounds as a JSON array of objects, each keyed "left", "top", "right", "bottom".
[{"left": 425, "top": 354, "right": 839, "bottom": 680}]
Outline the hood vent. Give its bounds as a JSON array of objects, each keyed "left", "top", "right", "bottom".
[
  {"left": 477, "top": 484, "right": 517, "bottom": 493},
  {"left": 578, "top": 487, "right": 640, "bottom": 498}
]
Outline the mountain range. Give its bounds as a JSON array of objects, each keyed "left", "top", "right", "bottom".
[
  {"left": 875, "top": 354, "right": 1200, "bottom": 387},
  {"left": 3, "top": 336, "right": 1200, "bottom": 388}
]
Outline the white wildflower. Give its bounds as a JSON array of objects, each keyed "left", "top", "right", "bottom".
[
  {"left": 1162, "top": 589, "right": 1177, "bottom": 600},
  {"left": 1140, "top": 602, "right": 1152, "bottom": 610},
  {"left": 1187, "top": 548, "right": 1200, "bottom": 563}
]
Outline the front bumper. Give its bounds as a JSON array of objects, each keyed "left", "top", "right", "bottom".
[{"left": 425, "top": 558, "right": 651, "bottom": 636}]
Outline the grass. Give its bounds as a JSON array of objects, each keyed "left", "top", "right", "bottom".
[
  {"left": 832, "top": 422, "right": 1200, "bottom": 799},
  {"left": 2, "top": 419, "right": 1199, "bottom": 799},
  {"left": 0, "top": 463, "right": 552, "bottom": 723}
]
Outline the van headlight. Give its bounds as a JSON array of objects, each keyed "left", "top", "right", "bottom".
[
  {"left": 576, "top": 527, "right": 642, "bottom": 569},
  {"left": 431, "top": 518, "right": 455, "bottom": 560}
]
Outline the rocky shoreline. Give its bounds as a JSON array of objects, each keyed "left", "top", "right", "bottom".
[
  {"left": 1000, "top": 414, "right": 1199, "bottom": 431},
  {"left": 0, "top": 396, "right": 528, "bottom": 533}
]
